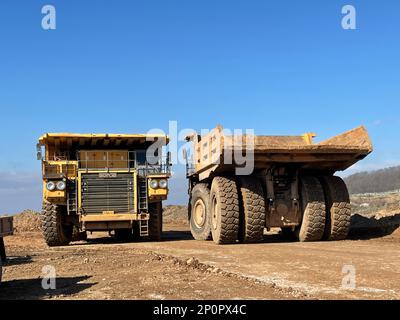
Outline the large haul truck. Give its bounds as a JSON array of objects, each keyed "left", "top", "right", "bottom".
[
  {"left": 185, "top": 125, "right": 373, "bottom": 244},
  {"left": 37, "top": 133, "right": 171, "bottom": 247}
]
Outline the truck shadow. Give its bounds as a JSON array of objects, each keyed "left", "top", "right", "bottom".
[
  {"left": 70, "top": 230, "right": 193, "bottom": 246},
  {"left": 161, "top": 230, "right": 193, "bottom": 241},
  {"left": 0, "top": 275, "right": 95, "bottom": 300}
]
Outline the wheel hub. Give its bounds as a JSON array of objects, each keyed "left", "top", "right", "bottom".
[
  {"left": 193, "top": 199, "right": 206, "bottom": 228},
  {"left": 211, "top": 196, "right": 219, "bottom": 230}
]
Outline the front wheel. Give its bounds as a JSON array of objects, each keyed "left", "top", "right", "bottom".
[
  {"left": 189, "top": 183, "right": 212, "bottom": 241},
  {"left": 41, "top": 202, "right": 72, "bottom": 247}
]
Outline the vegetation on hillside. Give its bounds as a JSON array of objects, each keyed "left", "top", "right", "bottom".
[{"left": 345, "top": 166, "right": 400, "bottom": 194}]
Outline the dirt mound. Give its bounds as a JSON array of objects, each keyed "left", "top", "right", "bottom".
[
  {"left": 11, "top": 206, "right": 187, "bottom": 234},
  {"left": 350, "top": 190, "right": 400, "bottom": 217},
  {"left": 348, "top": 190, "right": 400, "bottom": 239},
  {"left": 163, "top": 205, "right": 187, "bottom": 223},
  {"left": 13, "top": 210, "right": 41, "bottom": 233}
]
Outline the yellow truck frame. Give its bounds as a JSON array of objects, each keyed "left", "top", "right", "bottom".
[
  {"left": 185, "top": 125, "right": 373, "bottom": 244},
  {"left": 37, "top": 133, "right": 171, "bottom": 247}
]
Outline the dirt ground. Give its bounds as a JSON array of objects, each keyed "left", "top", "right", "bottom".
[{"left": 1, "top": 218, "right": 399, "bottom": 300}]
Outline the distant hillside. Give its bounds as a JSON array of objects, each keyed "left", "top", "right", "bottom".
[{"left": 345, "top": 166, "right": 400, "bottom": 194}]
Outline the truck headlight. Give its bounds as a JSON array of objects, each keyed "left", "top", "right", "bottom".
[
  {"left": 150, "top": 179, "right": 158, "bottom": 189},
  {"left": 159, "top": 179, "right": 168, "bottom": 189},
  {"left": 46, "top": 181, "right": 56, "bottom": 191},
  {"left": 56, "top": 181, "right": 66, "bottom": 191}
]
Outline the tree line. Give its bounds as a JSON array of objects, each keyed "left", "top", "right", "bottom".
[{"left": 344, "top": 166, "right": 400, "bottom": 194}]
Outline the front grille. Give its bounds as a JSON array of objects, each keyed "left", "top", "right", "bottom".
[{"left": 81, "top": 173, "right": 135, "bottom": 214}]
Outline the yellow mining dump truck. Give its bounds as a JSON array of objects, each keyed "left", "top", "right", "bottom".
[
  {"left": 185, "top": 126, "right": 372, "bottom": 244},
  {"left": 37, "top": 133, "right": 171, "bottom": 247}
]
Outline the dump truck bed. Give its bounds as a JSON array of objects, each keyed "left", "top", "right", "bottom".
[
  {"left": 38, "top": 133, "right": 170, "bottom": 145},
  {"left": 189, "top": 126, "right": 372, "bottom": 179},
  {"left": 38, "top": 132, "right": 170, "bottom": 165}
]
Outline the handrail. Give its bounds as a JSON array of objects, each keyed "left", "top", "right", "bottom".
[
  {"left": 43, "top": 151, "right": 171, "bottom": 176},
  {"left": 77, "top": 151, "right": 171, "bottom": 175}
]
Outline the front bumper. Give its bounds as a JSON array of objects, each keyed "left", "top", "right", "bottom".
[{"left": 80, "top": 213, "right": 149, "bottom": 223}]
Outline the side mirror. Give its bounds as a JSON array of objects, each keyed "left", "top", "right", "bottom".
[
  {"left": 36, "top": 144, "right": 43, "bottom": 161},
  {"left": 182, "top": 149, "right": 187, "bottom": 162}
]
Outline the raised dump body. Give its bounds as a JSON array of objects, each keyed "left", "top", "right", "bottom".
[
  {"left": 37, "top": 133, "right": 171, "bottom": 247},
  {"left": 188, "top": 125, "right": 372, "bottom": 180},
  {"left": 185, "top": 125, "right": 372, "bottom": 245}
]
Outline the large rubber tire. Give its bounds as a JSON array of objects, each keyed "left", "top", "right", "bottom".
[
  {"left": 295, "top": 176, "right": 326, "bottom": 242},
  {"left": 319, "top": 176, "right": 351, "bottom": 241},
  {"left": 189, "top": 183, "right": 212, "bottom": 241},
  {"left": 238, "top": 177, "right": 266, "bottom": 243},
  {"left": 41, "top": 202, "right": 72, "bottom": 247},
  {"left": 210, "top": 176, "right": 240, "bottom": 244},
  {"left": 148, "top": 202, "right": 163, "bottom": 241}
]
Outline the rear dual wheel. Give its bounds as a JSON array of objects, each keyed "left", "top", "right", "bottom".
[
  {"left": 319, "top": 176, "right": 351, "bottom": 241},
  {"left": 295, "top": 176, "right": 326, "bottom": 242},
  {"left": 238, "top": 177, "right": 266, "bottom": 243},
  {"left": 188, "top": 175, "right": 350, "bottom": 244},
  {"left": 294, "top": 175, "right": 351, "bottom": 242}
]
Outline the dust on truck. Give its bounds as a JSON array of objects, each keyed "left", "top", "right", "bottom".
[
  {"left": 37, "top": 133, "right": 171, "bottom": 247},
  {"left": 185, "top": 125, "right": 373, "bottom": 244}
]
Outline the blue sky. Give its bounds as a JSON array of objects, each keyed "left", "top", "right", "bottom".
[{"left": 0, "top": 0, "right": 399, "bottom": 213}]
